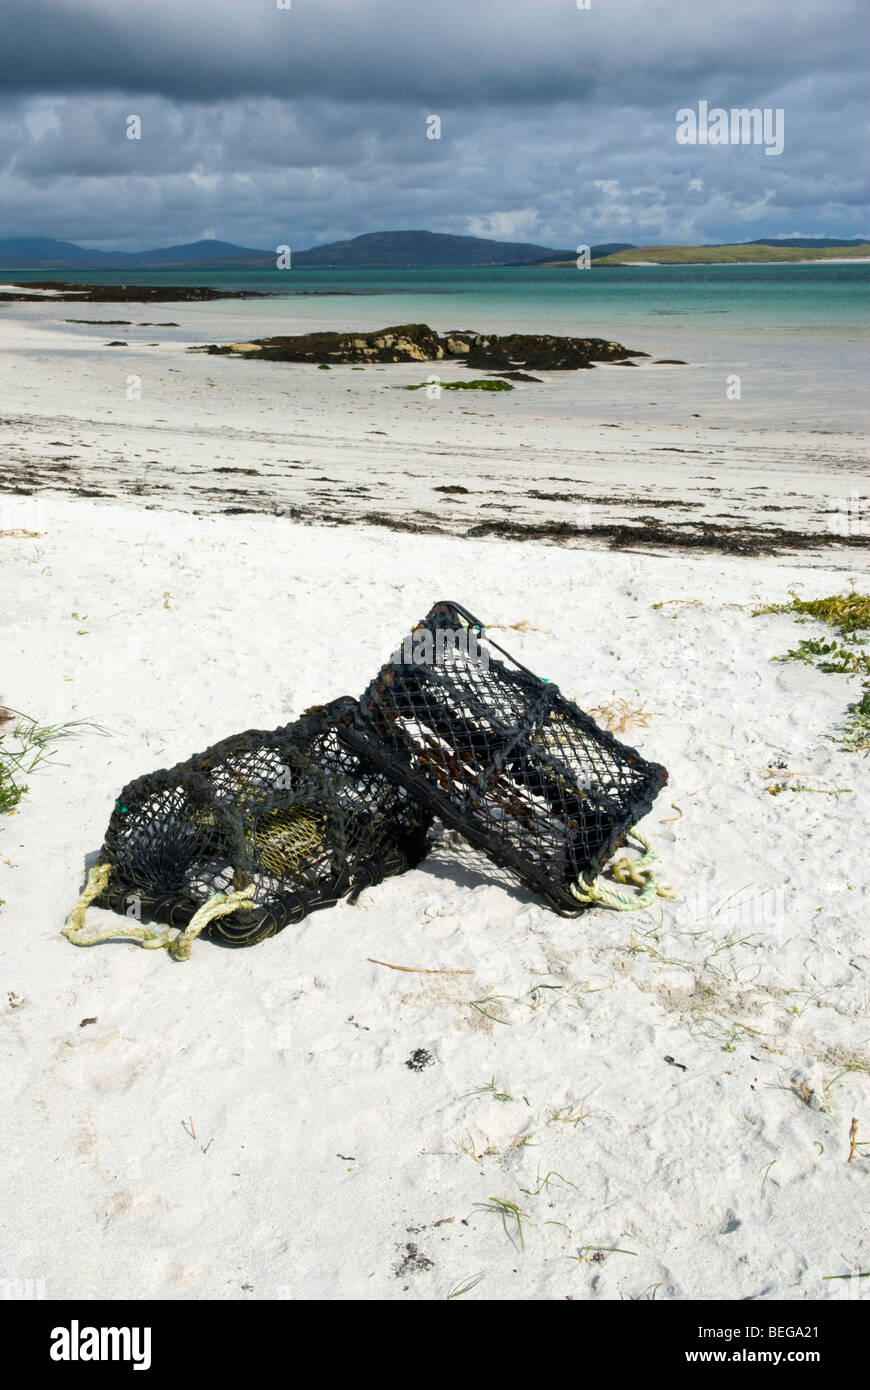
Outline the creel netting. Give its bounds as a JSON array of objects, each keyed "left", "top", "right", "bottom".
[
  {"left": 71, "top": 698, "right": 432, "bottom": 953},
  {"left": 336, "top": 600, "right": 668, "bottom": 916}
]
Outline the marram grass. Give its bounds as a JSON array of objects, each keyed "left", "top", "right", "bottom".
[
  {"left": 753, "top": 589, "right": 870, "bottom": 751},
  {"left": 0, "top": 709, "right": 106, "bottom": 813}
]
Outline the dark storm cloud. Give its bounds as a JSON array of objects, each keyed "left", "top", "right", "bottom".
[
  {"left": 0, "top": 0, "right": 867, "bottom": 249},
  {"left": 1, "top": 0, "right": 865, "bottom": 103}
]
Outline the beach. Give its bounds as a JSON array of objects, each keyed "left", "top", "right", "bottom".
[
  {"left": 0, "top": 288, "right": 868, "bottom": 560},
  {"left": 1, "top": 278, "right": 868, "bottom": 1301}
]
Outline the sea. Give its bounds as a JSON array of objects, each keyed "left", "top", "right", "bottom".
[{"left": 4, "top": 261, "right": 869, "bottom": 431}]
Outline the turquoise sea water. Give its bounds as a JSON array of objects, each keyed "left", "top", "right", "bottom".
[
  {"left": 5, "top": 260, "right": 869, "bottom": 332},
  {"left": 4, "top": 262, "right": 868, "bottom": 430}
]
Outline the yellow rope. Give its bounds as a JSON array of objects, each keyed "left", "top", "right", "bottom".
[
  {"left": 169, "top": 884, "right": 256, "bottom": 961},
  {"left": 569, "top": 828, "right": 675, "bottom": 911},
  {"left": 62, "top": 862, "right": 257, "bottom": 960},
  {"left": 63, "top": 863, "right": 172, "bottom": 950}
]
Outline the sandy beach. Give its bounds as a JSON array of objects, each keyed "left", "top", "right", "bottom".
[
  {"left": 0, "top": 300, "right": 867, "bottom": 565},
  {"left": 1, "top": 288, "right": 868, "bottom": 1302}
]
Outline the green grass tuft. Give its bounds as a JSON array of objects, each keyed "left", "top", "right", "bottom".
[
  {"left": 0, "top": 708, "right": 107, "bottom": 813},
  {"left": 753, "top": 589, "right": 870, "bottom": 637},
  {"left": 753, "top": 589, "right": 870, "bottom": 751}
]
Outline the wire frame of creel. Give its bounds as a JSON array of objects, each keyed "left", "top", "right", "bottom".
[
  {"left": 92, "top": 697, "right": 432, "bottom": 946},
  {"left": 338, "top": 600, "right": 668, "bottom": 916}
]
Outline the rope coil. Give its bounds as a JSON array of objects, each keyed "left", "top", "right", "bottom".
[
  {"left": 568, "top": 828, "right": 675, "bottom": 911},
  {"left": 62, "top": 862, "right": 256, "bottom": 961}
]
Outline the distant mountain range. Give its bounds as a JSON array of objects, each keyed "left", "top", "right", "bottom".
[
  {"left": 0, "top": 230, "right": 631, "bottom": 270},
  {"left": 0, "top": 230, "right": 865, "bottom": 271},
  {"left": 0, "top": 236, "right": 277, "bottom": 269}
]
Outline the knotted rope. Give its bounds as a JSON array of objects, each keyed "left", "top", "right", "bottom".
[
  {"left": 569, "top": 828, "right": 675, "bottom": 911},
  {"left": 62, "top": 862, "right": 256, "bottom": 960}
]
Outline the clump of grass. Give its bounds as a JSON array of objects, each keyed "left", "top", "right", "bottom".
[
  {"left": 476, "top": 1197, "right": 529, "bottom": 1250},
  {"left": 0, "top": 707, "right": 105, "bottom": 813},
  {"left": 753, "top": 588, "right": 870, "bottom": 751},
  {"left": 467, "top": 1075, "right": 529, "bottom": 1105},
  {"left": 519, "top": 1166, "right": 580, "bottom": 1197},
  {"left": 446, "top": 1273, "right": 484, "bottom": 1300},
  {"left": 404, "top": 379, "right": 514, "bottom": 392},
  {"left": 468, "top": 994, "right": 514, "bottom": 1025},
  {"left": 753, "top": 590, "right": 870, "bottom": 637}
]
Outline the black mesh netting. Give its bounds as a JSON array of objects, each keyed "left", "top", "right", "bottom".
[
  {"left": 336, "top": 600, "right": 668, "bottom": 916},
  {"left": 90, "top": 698, "right": 432, "bottom": 946}
]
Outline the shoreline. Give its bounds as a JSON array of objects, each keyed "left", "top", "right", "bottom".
[
  {"left": 539, "top": 255, "right": 870, "bottom": 269},
  {"left": 0, "top": 302, "right": 867, "bottom": 565},
  {"left": 0, "top": 281, "right": 266, "bottom": 303}
]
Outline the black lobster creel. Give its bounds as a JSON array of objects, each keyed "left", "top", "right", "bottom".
[
  {"left": 337, "top": 601, "right": 668, "bottom": 916},
  {"left": 65, "top": 698, "right": 432, "bottom": 957}
]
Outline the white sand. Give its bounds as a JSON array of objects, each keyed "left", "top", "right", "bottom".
[
  {"left": 1, "top": 298, "right": 868, "bottom": 1301},
  {"left": 0, "top": 285, "right": 72, "bottom": 296},
  {"left": 1, "top": 495, "right": 868, "bottom": 1301},
  {"left": 0, "top": 301, "right": 867, "bottom": 562}
]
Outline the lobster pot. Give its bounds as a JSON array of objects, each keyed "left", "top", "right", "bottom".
[
  {"left": 337, "top": 601, "right": 668, "bottom": 916},
  {"left": 92, "top": 699, "right": 432, "bottom": 947}
]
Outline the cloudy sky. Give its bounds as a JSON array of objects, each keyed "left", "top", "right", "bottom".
[{"left": 1, "top": 0, "right": 867, "bottom": 250}]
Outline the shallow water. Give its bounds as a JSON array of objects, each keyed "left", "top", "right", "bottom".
[{"left": 3, "top": 262, "right": 868, "bottom": 430}]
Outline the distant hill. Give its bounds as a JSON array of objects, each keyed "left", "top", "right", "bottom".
[
  {"left": 0, "top": 237, "right": 122, "bottom": 267},
  {"left": 0, "top": 230, "right": 631, "bottom": 271},
  {"left": 587, "top": 242, "right": 870, "bottom": 266},
  {"left": 748, "top": 237, "right": 869, "bottom": 249},
  {"left": 123, "top": 240, "right": 273, "bottom": 267},
  {"left": 0, "top": 237, "right": 275, "bottom": 269},
  {"left": 291, "top": 230, "right": 580, "bottom": 267}
]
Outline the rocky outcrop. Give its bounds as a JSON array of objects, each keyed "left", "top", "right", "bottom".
[
  {"left": 461, "top": 332, "right": 648, "bottom": 371},
  {"left": 193, "top": 322, "right": 648, "bottom": 369},
  {"left": 203, "top": 323, "right": 447, "bottom": 364}
]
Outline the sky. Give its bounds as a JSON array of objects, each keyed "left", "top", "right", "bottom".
[{"left": 0, "top": 0, "right": 867, "bottom": 251}]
